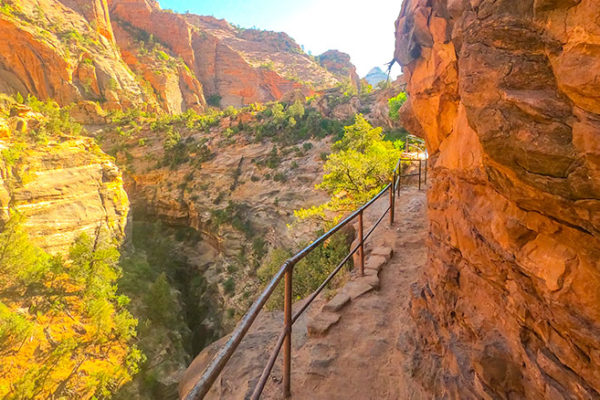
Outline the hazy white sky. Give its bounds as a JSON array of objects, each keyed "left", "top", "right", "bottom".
[{"left": 160, "top": 0, "right": 403, "bottom": 78}]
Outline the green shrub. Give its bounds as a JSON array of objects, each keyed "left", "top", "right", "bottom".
[
  {"left": 273, "top": 172, "right": 286, "bottom": 182},
  {"left": 258, "top": 230, "right": 351, "bottom": 310},
  {"left": 388, "top": 92, "right": 407, "bottom": 121},
  {"left": 157, "top": 50, "right": 169, "bottom": 61},
  {"left": 145, "top": 273, "right": 176, "bottom": 325},
  {"left": 222, "top": 277, "right": 235, "bottom": 295},
  {"left": 207, "top": 95, "right": 222, "bottom": 108}
]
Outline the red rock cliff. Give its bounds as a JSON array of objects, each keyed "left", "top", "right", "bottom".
[
  {"left": 108, "top": 0, "right": 341, "bottom": 107},
  {"left": 395, "top": 0, "right": 600, "bottom": 398}
]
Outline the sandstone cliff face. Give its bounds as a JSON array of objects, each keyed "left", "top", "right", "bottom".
[
  {"left": 0, "top": 106, "right": 129, "bottom": 254},
  {"left": 0, "top": 0, "right": 352, "bottom": 113},
  {"left": 0, "top": 0, "right": 206, "bottom": 113},
  {"left": 0, "top": 0, "right": 145, "bottom": 109},
  {"left": 396, "top": 0, "right": 600, "bottom": 398},
  {"left": 108, "top": 0, "right": 342, "bottom": 107},
  {"left": 318, "top": 50, "right": 360, "bottom": 89}
]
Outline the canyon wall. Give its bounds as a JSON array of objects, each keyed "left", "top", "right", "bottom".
[
  {"left": 0, "top": 105, "right": 129, "bottom": 254},
  {"left": 107, "top": 0, "right": 342, "bottom": 107},
  {"left": 396, "top": 0, "right": 600, "bottom": 398},
  {"left": 0, "top": 0, "right": 348, "bottom": 113}
]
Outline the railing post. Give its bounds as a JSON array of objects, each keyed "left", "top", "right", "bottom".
[
  {"left": 389, "top": 175, "right": 395, "bottom": 225},
  {"left": 418, "top": 159, "right": 422, "bottom": 190},
  {"left": 283, "top": 263, "right": 292, "bottom": 398},
  {"left": 424, "top": 159, "right": 428, "bottom": 186},
  {"left": 397, "top": 161, "right": 401, "bottom": 196},
  {"left": 358, "top": 210, "right": 365, "bottom": 276}
]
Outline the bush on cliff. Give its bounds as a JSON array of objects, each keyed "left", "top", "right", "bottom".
[
  {"left": 257, "top": 229, "right": 352, "bottom": 310},
  {"left": 388, "top": 92, "right": 407, "bottom": 121},
  {"left": 295, "top": 114, "right": 402, "bottom": 223},
  {"left": 0, "top": 215, "right": 142, "bottom": 399}
]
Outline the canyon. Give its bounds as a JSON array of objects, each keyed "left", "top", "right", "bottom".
[
  {"left": 1, "top": 0, "right": 599, "bottom": 399},
  {"left": 396, "top": 0, "right": 600, "bottom": 398},
  {"left": 0, "top": 0, "right": 356, "bottom": 114},
  {"left": 0, "top": 1, "right": 403, "bottom": 392}
]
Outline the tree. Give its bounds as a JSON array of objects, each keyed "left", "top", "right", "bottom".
[
  {"left": 145, "top": 273, "right": 176, "bottom": 325},
  {"left": 295, "top": 115, "right": 401, "bottom": 223},
  {"left": 257, "top": 231, "right": 352, "bottom": 310},
  {"left": 286, "top": 99, "right": 305, "bottom": 119},
  {"left": 0, "top": 216, "right": 142, "bottom": 399}
]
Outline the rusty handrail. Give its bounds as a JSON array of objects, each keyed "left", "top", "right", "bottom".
[{"left": 184, "top": 156, "right": 427, "bottom": 400}]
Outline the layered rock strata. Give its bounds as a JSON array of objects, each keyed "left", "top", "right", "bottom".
[
  {"left": 0, "top": 135, "right": 129, "bottom": 254},
  {"left": 396, "top": 0, "right": 600, "bottom": 398}
]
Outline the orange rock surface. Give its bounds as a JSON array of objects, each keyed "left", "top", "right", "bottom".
[
  {"left": 396, "top": 0, "right": 600, "bottom": 398},
  {"left": 108, "top": 0, "right": 340, "bottom": 107},
  {"left": 0, "top": 0, "right": 348, "bottom": 113}
]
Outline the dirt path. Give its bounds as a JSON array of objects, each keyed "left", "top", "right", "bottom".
[{"left": 260, "top": 187, "right": 429, "bottom": 400}]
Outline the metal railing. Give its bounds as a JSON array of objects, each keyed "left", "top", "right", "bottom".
[{"left": 184, "top": 156, "right": 428, "bottom": 400}]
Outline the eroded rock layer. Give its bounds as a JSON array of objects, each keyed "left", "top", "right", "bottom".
[
  {"left": 395, "top": 0, "right": 600, "bottom": 398},
  {"left": 107, "top": 0, "right": 342, "bottom": 107},
  {"left": 0, "top": 0, "right": 350, "bottom": 113},
  {"left": 0, "top": 136, "right": 129, "bottom": 254}
]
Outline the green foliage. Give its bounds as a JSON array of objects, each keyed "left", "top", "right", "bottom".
[
  {"left": 1, "top": 142, "right": 26, "bottom": 166},
  {"left": 156, "top": 50, "right": 170, "bottom": 61},
  {"left": 273, "top": 172, "right": 287, "bottom": 182},
  {"left": 207, "top": 94, "right": 222, "bottom": 108},
  {"left": 116, "top": 220, "right": 221, "bottom": 399},
  {"left": 287, "top": 100, "right": 305, "bottom": 119},
  {"left": 222, "top": 277, "right": 235, "bottom": 295},
  {"left": 210, "top": 201, "right": 254, "bottom": 238},
  {"left": 258, "top": 230, "right": 351, "bottom": 310},
  {"left": 254, "top": 102, "right": 346, "bottom": 145},
  {"left": 18, "top": 95, "right": 83, "bottom": 139},
  {"left": 360, "top": 81, "right": 373, "bottom": 96},
  {"left": 377, "top": 80, "right": 391, "bottom": 90},
  {"left": 159, "top": 127, "right": 212, "bottom": 169},
  {"left": 0, "top": 4, "right": 16, "bottom": 17},
  {"left": 260, "top": 60, "right": 275, "bottom": 70},
  {"left": 0, "top": 215, "right": 141, "bottom": 399},
  {"left": 14, "top": 92, "right": 24, "bottom": 104},
  {"left": 296, "top": 115, "right": 401, "bottom": 223},
  {"left": 145, "top": 273, "right": 176, "bottom": 325},
  {"left": 388, "top": 92, "right": 407, "bottom": 121}
]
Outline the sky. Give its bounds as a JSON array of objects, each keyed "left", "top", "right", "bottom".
[{"left": 158, "top": 0, "right": 403, "bottom": 78}]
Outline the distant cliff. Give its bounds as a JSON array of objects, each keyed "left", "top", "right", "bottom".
[
  {"left": 396, "top": 0, "right": 600, "bottom": 398},
  {"left": 0, "top": 0, "right": 354, "bottom": 112},
  {"left": 364, "top": 67, "right": 388, "bottom": 86}
]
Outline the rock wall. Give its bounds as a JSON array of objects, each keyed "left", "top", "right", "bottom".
[
  {"left": 395, "top": 0, "right": 600, "bottom": 398},
  {"left": 0, "top": 138, "right": 129, "bottom": 254},
  {"left": 108, "top": 0, "right": 342, "bottom": 107},
  {"left": 0, "top": 106, "right": 129, "bottom": 253},
  {"left": 318, "top": 50, "right": 360, "bottom": 89}
]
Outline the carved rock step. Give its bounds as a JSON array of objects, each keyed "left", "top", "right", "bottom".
[
  {"left": 370, "top": 246, "right": 394, "bottom": 262},
  {"left": 307, "top": 312, "right": 341, "bottom": 337},
  {"left": 343, "top": 275, "right": 380, "bottom": 300},
  {"left": 365, "top": 255, "right": 387, "bottom": 273},
  {"left": 322, "top": 292, "right": 351, "bottom": 313},
  {"left": 307, "top": 343, "right": 338, "bottom": 376}
]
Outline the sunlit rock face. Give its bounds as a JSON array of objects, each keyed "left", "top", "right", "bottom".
[
  {"left": 108, "top": 0, "right": 341, "bottom": 107},
  {"left": 395, "top": 0, "right": 600, "bottom": 398},
  {"left": 0, "top": 136, "right": 129, "bottom": 254},
  {"left": 318, "top": 50, "right": 361, "bottom": 89}
]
